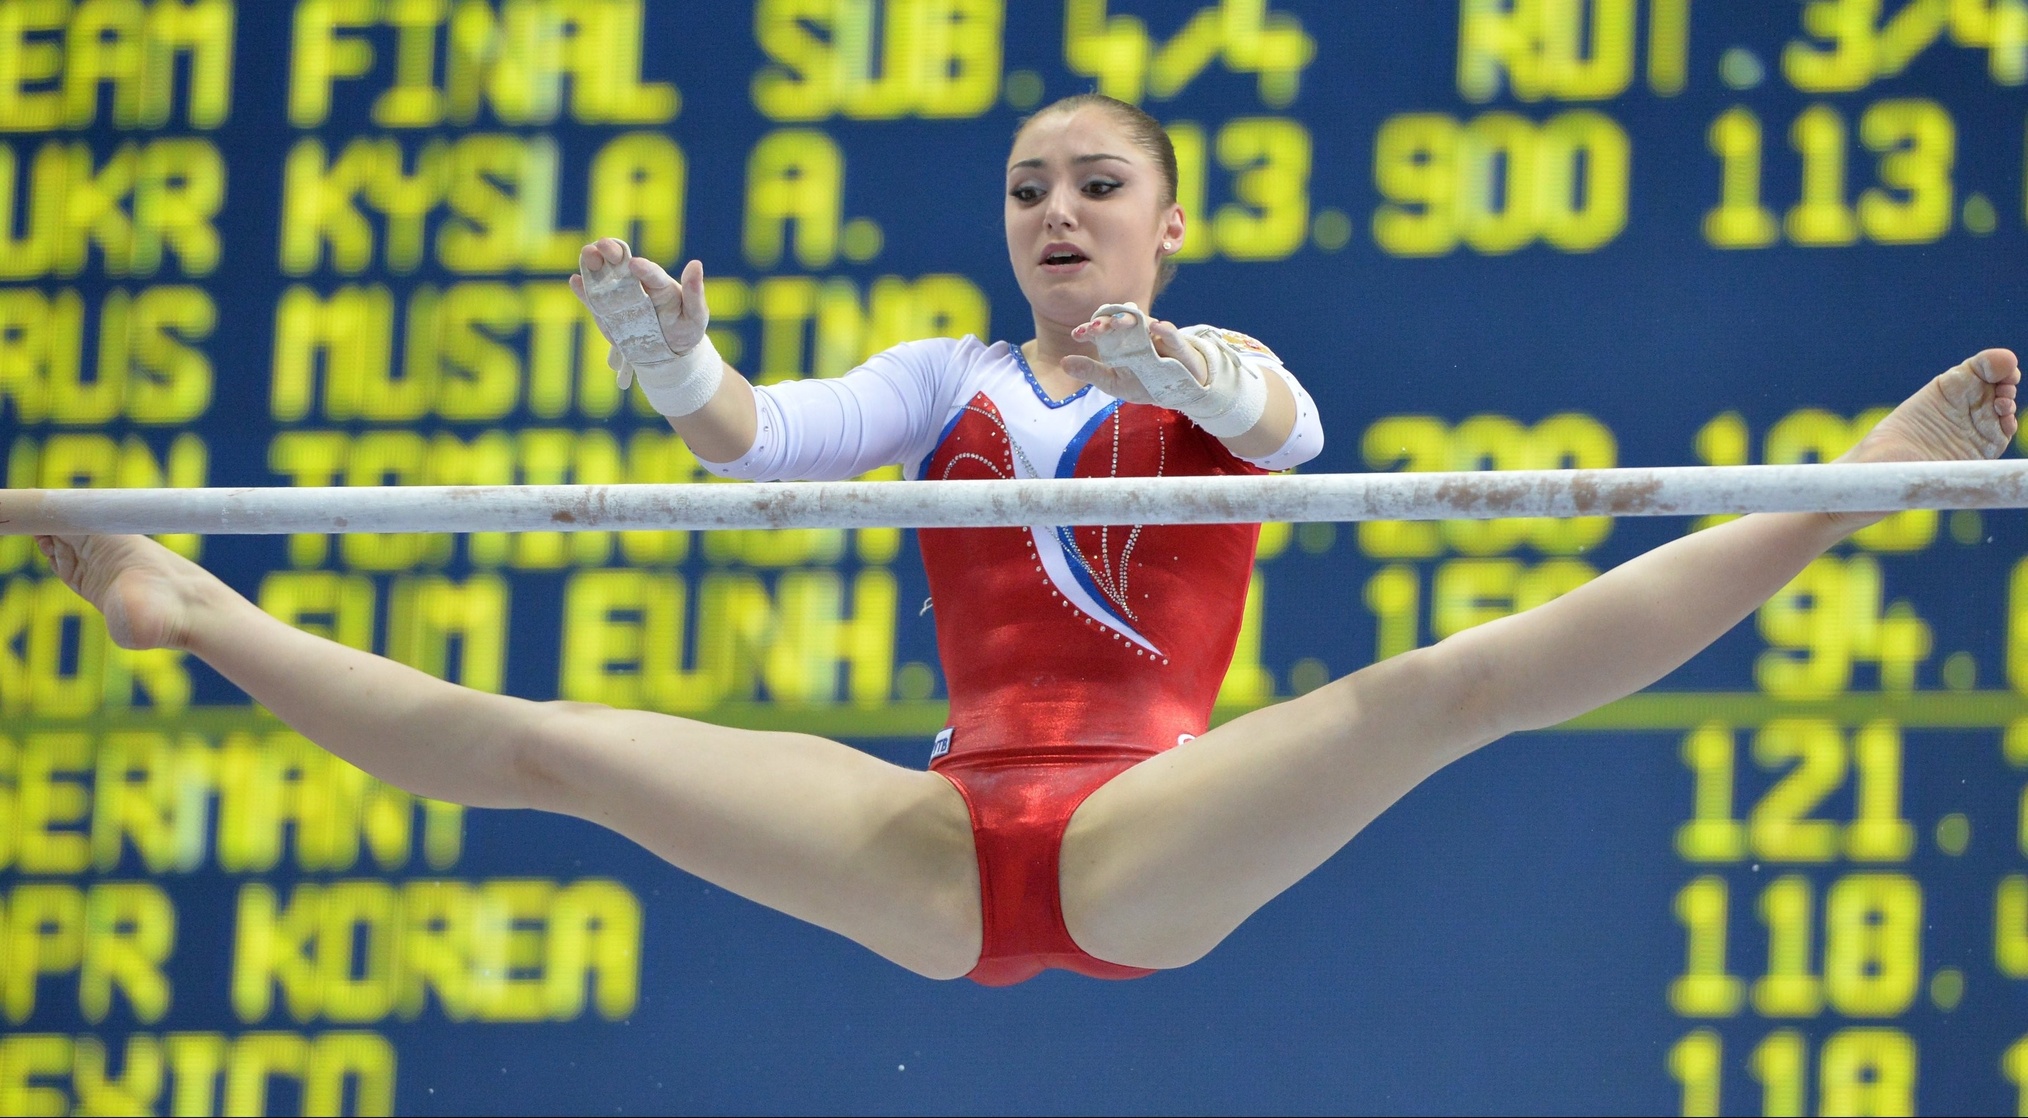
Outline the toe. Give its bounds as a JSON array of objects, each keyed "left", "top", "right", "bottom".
[
  {"left": 1972, "top": 401, "right": 2005, "bottom": 453},
  {"left": 1974, "top": 348, "right": 2021, "bottom": 384}
]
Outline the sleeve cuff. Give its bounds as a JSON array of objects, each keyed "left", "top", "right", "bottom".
[{"left": 1238, "top": 367, "right": 1326, "bottom": 472}]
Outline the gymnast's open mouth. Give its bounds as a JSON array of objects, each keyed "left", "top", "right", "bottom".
[{"left": 1039, "top": 242, "right": 1090, "bottom": 272}]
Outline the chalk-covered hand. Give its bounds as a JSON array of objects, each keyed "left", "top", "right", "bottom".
[
  {"left": 1062, "top": 302, "right": 1268, "bottom": 438},
  {"left": 570, "top": 238, "right": 722, "bottom": 417}
]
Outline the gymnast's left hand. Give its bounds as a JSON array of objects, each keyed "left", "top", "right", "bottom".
[{"left": 1061, "top": 308, "right": 1208, "bottom": 404}]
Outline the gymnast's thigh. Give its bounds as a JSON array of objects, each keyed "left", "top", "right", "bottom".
[
  {"left": 1059, "top": 648, "right": 1497, "bottom": 970},
  {"left": 522, "top": 701, "right": 983, "bottom": 979}
]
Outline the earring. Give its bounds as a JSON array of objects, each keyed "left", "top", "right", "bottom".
[{"left": 1162, "top": 241, "right": 1175, "bottom": 251}]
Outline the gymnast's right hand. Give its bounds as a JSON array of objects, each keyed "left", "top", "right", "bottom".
[
  {"left": 570, "top": 238, "right": 709, "bottom": 360},
  {"left": 569, "top": 238, "right": 724, "bottom": 418}
]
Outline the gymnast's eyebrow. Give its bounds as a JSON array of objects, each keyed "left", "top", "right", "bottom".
[{"left": 1007, "top": 153, "right": 1133, "bottom": 172}]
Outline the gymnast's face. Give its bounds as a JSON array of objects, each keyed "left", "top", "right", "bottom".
[{"left": 1005, "top": 107, "right": 1185, "bottom": 330}]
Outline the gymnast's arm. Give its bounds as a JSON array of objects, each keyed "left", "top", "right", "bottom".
[
  {"left": 661, "top": 359, "right": 762, "bottom": 465},
  {"left": 686, "top": 342, "right": 952, "bottom": 482},
  {"left": 1065, "top": 312, "right": 1323, "bottom": 468},
  {"left": 1178, "top": 329, "right": 1324, "bottom": 470},
  {"left": 1218, "top": 366, "right": 1303, "bottom": 462},
  {"left": 572, "top": 245, "right": 941, "bottom": 479},
  {"left": 649, "top": 346, "right": 943, "bottom": 482},
  {"left": 699, "top": 335, "right": 1320, "bottom": 480},
  {"left": 639, "top": 338, "right": 941, "bottom": 482}
]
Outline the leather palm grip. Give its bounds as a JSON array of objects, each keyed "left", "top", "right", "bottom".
[{"left": 1090, "top": 302, "right": 1268, "bottom": 438}]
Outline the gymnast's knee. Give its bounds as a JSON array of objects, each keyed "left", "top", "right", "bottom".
[
  {"left": 1373, "top": 638, "right": 1513, "bottom": 751},
  {"left": 503, "top": 699, "right": 622, "bottom": 812}
]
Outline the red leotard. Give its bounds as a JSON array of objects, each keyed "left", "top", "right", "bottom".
[
  {"left": 708, "top": 334, "right": 1320, "bottom": 986},
  {"left": 918, "top": 372, "right": 1266, "bottom": 986}
]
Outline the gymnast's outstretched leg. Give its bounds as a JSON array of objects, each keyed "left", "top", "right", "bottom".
[
  {"left": 36, "top": 535, "right": 983, "bottom": 978},
  {"left": 1061, "top": 349, "right": 2021, "bottom": 970}
]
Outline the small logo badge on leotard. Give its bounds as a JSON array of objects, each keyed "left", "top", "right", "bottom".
[{"left": 931, "top": 728, "right": 953, "bottom": 760}]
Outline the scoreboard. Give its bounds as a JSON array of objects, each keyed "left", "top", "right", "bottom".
[{"left": 0, "top": 1, "right": 2024, "bottom": 1114}]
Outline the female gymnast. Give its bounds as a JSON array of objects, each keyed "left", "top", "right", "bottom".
[{"left": 37, "top": 95, "right": 2020, "bottom": 987}]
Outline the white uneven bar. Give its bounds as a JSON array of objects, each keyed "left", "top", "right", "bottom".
[{"left": 1, "top": 461, "right": 2025, "bottom": 536}]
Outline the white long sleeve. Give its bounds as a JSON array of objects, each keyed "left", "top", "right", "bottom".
[
  {"left": 696, "top": 333, "right": 1324, "bottom": 483},
  {"left": 697, "top": 338, "right": 960, "bottom": 482}
]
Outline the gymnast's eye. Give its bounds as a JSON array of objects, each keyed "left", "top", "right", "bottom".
[
  {"left": 1082, "top": 177, "right": 1123, "bottom": 197},
  {"left": 1009, "top": 183, "right": 1044, "bottom": 204}
]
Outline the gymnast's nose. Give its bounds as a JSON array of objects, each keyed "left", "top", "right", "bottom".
[{"left": 1043, "top": 191, "right": 1079, "bottom": 235}]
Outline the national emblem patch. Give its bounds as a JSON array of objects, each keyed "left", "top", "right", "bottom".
[{"left": 1214, "top": 329, "right": 1278, "bottom": 362}]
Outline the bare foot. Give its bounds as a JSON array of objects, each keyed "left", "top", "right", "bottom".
[
  {"left": 1842, "top": 348, "right": 2020, "bottom": 465},
  {"left": 1827, "top": 348, "right": 2021, "bottom": 532},
  {"left": 36, "top": 534, "right": 225, "bottom": 652}
]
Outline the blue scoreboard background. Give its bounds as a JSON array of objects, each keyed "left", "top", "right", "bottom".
[{"left": 3, "top": 1, "right": 2026, "bottom": 1113}]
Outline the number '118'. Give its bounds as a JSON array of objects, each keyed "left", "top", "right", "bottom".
[
  {"left": 1671, "top": 873, "right": 1921, "bottom": 1019},
  {"left": 1669, "top": 1028, "right": 1916, "bottom": 1117}
]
